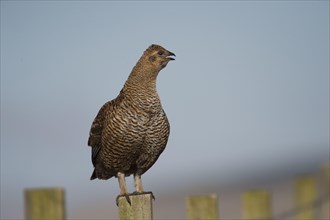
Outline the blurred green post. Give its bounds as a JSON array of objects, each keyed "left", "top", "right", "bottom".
[
  {"left": 294, "top": 176, "right": 316, "bottom": 220},
  {"left": 186, "top": 194, "right": 218, "bottom": 219},
  {"left": 242, "top": 190, "right": 272, "bottom": 220},
  {"left": 24, "top": 188, "right": 66, "bottom": 220},
  {"left": 321, "top": 163, "right": 330, "bottom": 219}
]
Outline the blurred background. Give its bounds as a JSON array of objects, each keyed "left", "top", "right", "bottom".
[{"left": 1, "top": 1, "right": 329, "bottom": 219}]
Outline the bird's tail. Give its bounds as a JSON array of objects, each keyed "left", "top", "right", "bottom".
[{"left": 90, "top": 169, "right": 97, "bottom": 180}]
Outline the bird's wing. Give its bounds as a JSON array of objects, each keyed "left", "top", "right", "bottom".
[{"left": 88, "top": 100, "right": 113, "bottom": 166}]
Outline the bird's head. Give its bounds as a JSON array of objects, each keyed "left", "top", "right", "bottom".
[
  {"left": 126, "top": 44, "right": 175, "bottom": 86},
  {"left": 144, "top": 44, "right": 176, "bottom": 71}
]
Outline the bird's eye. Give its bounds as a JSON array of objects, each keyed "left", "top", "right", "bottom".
[{"left": 158, "top": 51, "right": 164, "bottom": 55}]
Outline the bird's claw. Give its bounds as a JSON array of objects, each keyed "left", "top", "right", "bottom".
[
  {"left": 116, "top": 194, "right": 131, "bottom": 206},
  {"left": 131, "top": 191, "right": 155, "bottom": 200},
  {"left": 116, "top": 191, "right": 155, "bottom": 206}
]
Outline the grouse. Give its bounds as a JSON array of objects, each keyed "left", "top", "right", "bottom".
[{"left": 88, "top": 44, "right": 175, "bottom": 205}]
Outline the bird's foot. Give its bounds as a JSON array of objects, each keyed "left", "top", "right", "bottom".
[
  {"left": 116, "top": 193, "right": 131, "bottom": 206},
  {"left": 131, "top": 191, "right": 155, "bottom": 200},
  {"left": 116, "top": 191, "right": 155, "bottom": 206}
]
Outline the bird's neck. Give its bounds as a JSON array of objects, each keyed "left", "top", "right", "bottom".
[
  {"left": 124, "top": 60, "right": 159, "bottom": 93},
  {"left": 121, "top": 61, "right": 162, "bottom": 110},
  {"left": 122, "top": 83, "right": 162, "bottom": 112}
]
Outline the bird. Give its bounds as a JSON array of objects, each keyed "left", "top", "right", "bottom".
[{"left": 88, "top": 44, "right": 175, "bottom": 205}]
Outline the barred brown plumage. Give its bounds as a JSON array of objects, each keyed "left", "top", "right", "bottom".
[{"left": 88, "top": 44, "right": 175, "bottom": 205}]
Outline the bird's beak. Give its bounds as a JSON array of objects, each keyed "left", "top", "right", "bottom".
[{"left": 167, "top": 51, "right": 176, "bottom": 61}]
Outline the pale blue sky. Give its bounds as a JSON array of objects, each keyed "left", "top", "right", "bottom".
[{"left": 1, "top": 1, "right": 329, "bottom": 219}]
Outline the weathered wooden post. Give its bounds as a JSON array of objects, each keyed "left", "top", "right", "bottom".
[
  {"left": 294, "top": 175, "right": 316, "bottom": 220},
  {"left": 186, "top": 194, "right": 218, "bottom": 219},
  {"left": 24, "top": 188, "right": 66, "bottom": 220},
  {"left": 242, "top": 190, "right": 272, "bottom": 220},
  {"left": 118, "top": 193, "right": 153, "bottom": 220},
  {"left": 321, "top": 163, "right": 330, "bottom": 220}
]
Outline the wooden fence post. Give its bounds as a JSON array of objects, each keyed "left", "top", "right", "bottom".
[
  {"left": 186, "top": 194, "right": 218, "bottom": 220},
  {"left": 294, "top": 176, "right": 316, "bottom": 220},
  {"left": 242, "top": 190, "right": 272, "bottom": 220},
  {"left": 118, "top": 193, "right": 153, "bottom": 220},
  {"left": 321, "top": 163, "right": 330, "bottom": 219},
  {"left": 24, "top": 188, "right": 65, "bottom": 220}
]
